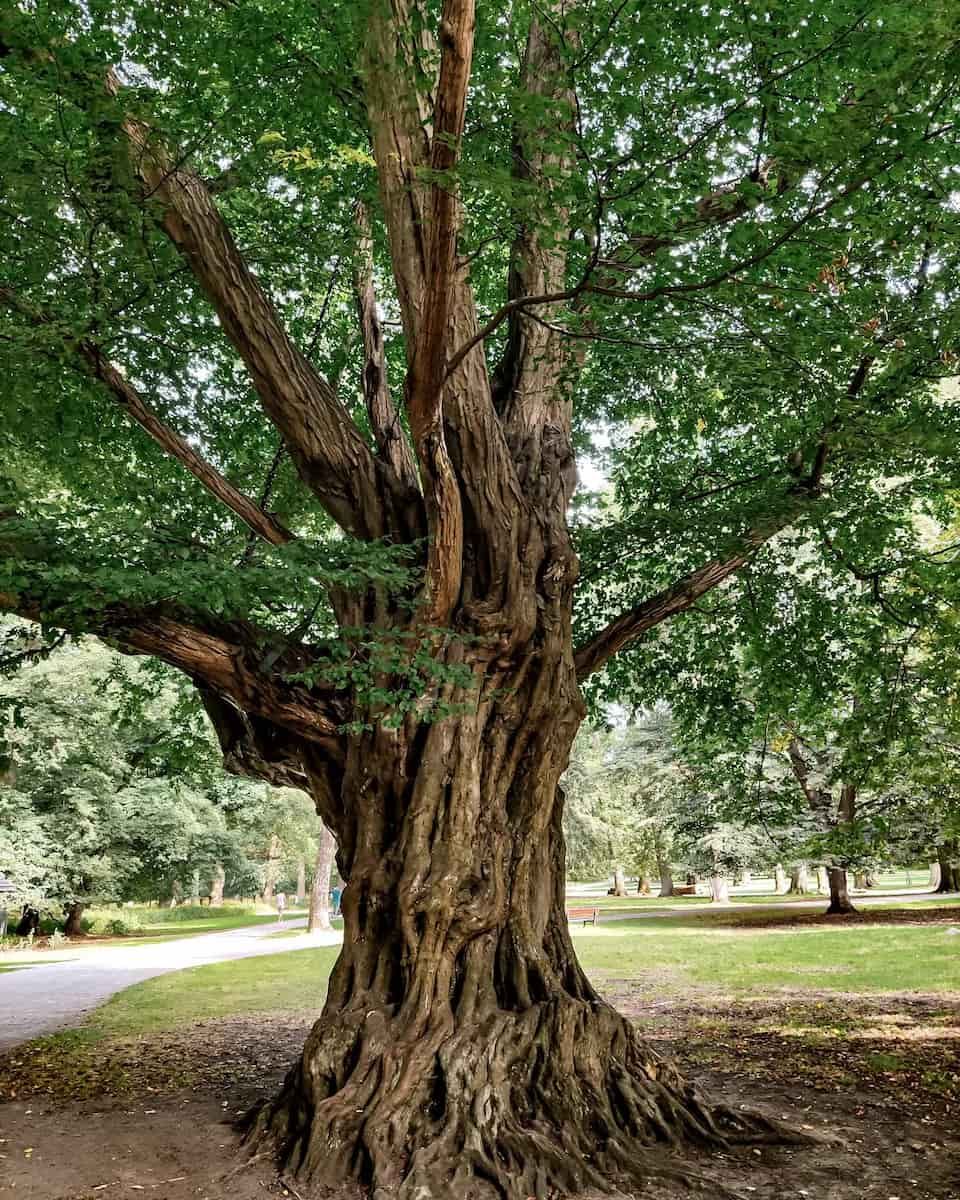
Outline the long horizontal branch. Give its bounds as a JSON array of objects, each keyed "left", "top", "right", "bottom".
[
  {"left": 0, "top": 286, "right": 292, "bottom": 547},
  {"left": 0, "top": 577, "right": 346, "bottom": 753},
  {"left": 574, "top": 492, "right": 823, "bottom": 681}
]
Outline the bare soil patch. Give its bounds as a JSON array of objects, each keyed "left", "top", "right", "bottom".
[
  {"left": 1, "top": 998, "right": 959, "bottom": 1199},
  {"left": 715, "top": 904, "right": 960, "bottom": 930}
]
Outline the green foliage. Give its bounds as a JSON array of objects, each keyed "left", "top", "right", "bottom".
[{"left": 0, "top": 631, "right": 319, "bottom": 911}]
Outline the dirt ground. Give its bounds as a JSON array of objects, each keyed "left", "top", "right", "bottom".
[{"left": 1, "top": 989, "right": 958, "bottom": 1199}]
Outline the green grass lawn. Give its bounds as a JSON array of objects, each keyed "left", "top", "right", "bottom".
[
  {"left": 571, "top": 917, "right": 960, "bottom": 993},
  {"left": 85, "top": 945, "right": 341, "bottom": 1036},
  {"left": 69, "top": 910, "right": 960, "bottom": 1042}
]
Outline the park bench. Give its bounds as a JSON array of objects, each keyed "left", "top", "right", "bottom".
[
  {"left": 566, "top": 906, "right": 600, "bottom": 926},
  {"left": 672, "top": 884, "right": 697, "bottom": 896}
]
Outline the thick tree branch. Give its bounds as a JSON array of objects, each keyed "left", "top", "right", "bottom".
[
  {"left": 353, "top": 201, "right": 419, "bottom": 493},
  {"left": 0, "top": 285, "right": 293, "bottom": 548},
  {"left": 110, "top": 90, "right": 421, "bottom": 543},
  {"left": 0, "top": 19, "right": 421, "bottom": 544},
  {"left": 0, "top": 576, "right": 346, "bottom": 756},
  {"left": 403, "top": 0, "right": 474, "bottom": 624},
  {"left": 574, "top": 501, "right": 814, "bottom": 681},
  {"left": 362, "top": 0, "right": 530, "bottom": 623},
  {"left": 494, "top": 5, "right": 580, "bottom": 484}
]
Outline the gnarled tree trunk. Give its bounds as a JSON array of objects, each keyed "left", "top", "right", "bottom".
[{"left": 247, "top": 654, "right": 773, "bottom": 1199}]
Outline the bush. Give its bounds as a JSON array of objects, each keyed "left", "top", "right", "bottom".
[
  {"left": 159, "top": 904, "right": 255, "bottom": 921},
  {"left": 104, "top": 917, "right": 132, "bottom": 936}
]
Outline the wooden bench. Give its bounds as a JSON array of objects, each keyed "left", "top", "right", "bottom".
[
  {"left": 671, "top": 885, "right": 697, "bottom": 896},
  {"left": 566, "top": 906, "right": 600, "bottom": 926}
]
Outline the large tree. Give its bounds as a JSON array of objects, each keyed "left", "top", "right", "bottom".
[{"left": 3, "top": 2, "right": 960, "bottom": 1196}]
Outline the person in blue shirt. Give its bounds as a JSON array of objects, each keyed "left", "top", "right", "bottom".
[{"left": 331, "top": 885, "right": 342, "bottom": 916}]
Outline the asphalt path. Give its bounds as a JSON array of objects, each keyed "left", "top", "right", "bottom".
[{"left": 0, "top": 917, "right": 341, "bottom": 1051}]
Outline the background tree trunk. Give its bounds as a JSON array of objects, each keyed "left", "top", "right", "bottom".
[
  {"left": 262, "top": 832, "right": 281, "bottom": 902},
  {"left": 816, "top": 866, "right": 830, "bottom": 894},
  {"left": 709, "top": 876, "right": 730, "bottom": 904},
  {"left": 774, "top": 863, "right": 788, "bottom": 894},
  {"left": 658, "top": 864, "right": 675, "bottom": 896},
  {"left": 610, "top": 866, "right": 627, "bottom": 896},
  {"left": 936, "top": 842, "right": 960, "bottom": 892},
  {"left": 63, "top": 901, "right": 85, "bottom": 937},
  {"left": 168, "top": 879, "right": 182, "bottom": 908},
  {"left": 189, "top": 867, "right": 200, "bottom": 905},
  {"left": 930, "top": 861, "right": 942, "bottom": 891},
  {"left": 853, "top": 871, "right": 867, "bottom": 889},
  {"left": 308, "top": 824, "right": 336, "bottom": 934},
  {"left": 637, "top": 874, "right": 652, "bottom": 895},
  {"left": 826, "top": 868, "right": 856, "bottom": 915},
  {"left": 788, "top": 864, "right": 810, "bottom": 894},
  {"left": 296, "top": 858, "right": 306, "bottom": 904},
  {"left": 210, "top": 863, "right": 225, "bottom": 907}
]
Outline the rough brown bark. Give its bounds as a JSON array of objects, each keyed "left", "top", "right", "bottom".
[
  {"left": 308, "top": 825, "right": 335, "bottom": 935},
  {"left": 248, "top": 674, "right": 786, "bottom": 1199}
]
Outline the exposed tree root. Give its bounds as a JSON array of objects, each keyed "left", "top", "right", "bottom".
[{"left": 243, "top": 996, "right": 809, "bottom": 1200}]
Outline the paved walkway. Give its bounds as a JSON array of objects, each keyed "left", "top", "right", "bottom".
[
  {"left": 569, "top": 889, "right": 960, "bottom": 923},
  {"left": 0, "top": 918, "right": 341, "bottom": 1051}
]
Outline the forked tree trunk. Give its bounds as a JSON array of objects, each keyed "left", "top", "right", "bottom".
[
  {"left": 826, "top": 868, "right": 856, "bottom": 915},
  {"left": 247, "top": 666, "right": 775, "bottom": 1199},
  {"left": 610, "top": 865, "right": 627, "bottom": 896},
  {"left": 210, "top": 862, "right": 225, "bottom": 907},
  {"left": 774, "top": 863, "right": 788, "bottom": 894},
  {"left": 709, "top": 876, "right": 730, "bottom": 904},
  {"left": 788, "top": 864, "right": 810, "bottom": 894},
  {"left": 308, "top": 824, "right": 336, "bottom": 934}
]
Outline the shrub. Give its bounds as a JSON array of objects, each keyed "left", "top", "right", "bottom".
[{"left": 161, "top": 904, "right": 255, "bottom": 921}]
